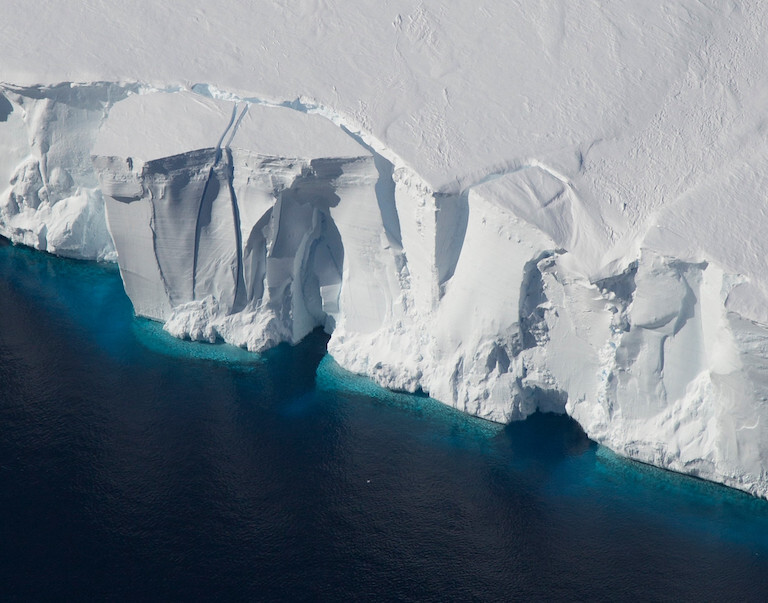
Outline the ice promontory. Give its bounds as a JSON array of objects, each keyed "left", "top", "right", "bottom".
[
  {"left": 93, "top": 91, "right": 395, "bottom": 351},
  {"left": 4, "top": 0, "right": 768, "bottom": 499}
]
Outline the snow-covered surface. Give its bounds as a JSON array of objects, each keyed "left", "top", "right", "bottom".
[{"left": 3, "top": 1, "right": 768, "bottom": 497}]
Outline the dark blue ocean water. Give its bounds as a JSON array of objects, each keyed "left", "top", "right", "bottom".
[{"left": 0, "top": 238, "right": 767, "bottom": 601}]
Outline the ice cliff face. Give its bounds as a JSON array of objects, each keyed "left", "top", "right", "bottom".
[
  {"left": 92, "top": 91, "right": 398, "bottom": 353},
  {"left": 0, "top": 83, "right": 129, "bottom": 260},
  {"left": 2, "top": 80, "right": 768, "bottom": 498}
]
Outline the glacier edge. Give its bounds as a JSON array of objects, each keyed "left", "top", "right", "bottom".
[{"left": 2, "top": 81, "right": 768, "bottom": 498}]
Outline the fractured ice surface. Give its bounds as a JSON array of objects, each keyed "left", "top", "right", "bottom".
[
  {"left": 0, "top": 84, "right": 131, "bottom": 260},
  {"left": 93, "top": 91, "right": 397, "bottom": 352},
  {"left": 5, "top": 0, "right": 768, "bottom": 497},
  {"left": 90, "top": 90, "right": 768, "bottom": 496}
]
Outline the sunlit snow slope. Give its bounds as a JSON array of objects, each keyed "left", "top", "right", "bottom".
[{"left": 2, "top": 1, "right": 768, "bottom": 497}]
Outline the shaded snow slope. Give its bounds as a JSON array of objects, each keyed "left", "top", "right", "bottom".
[{"left": 3, "top": 2, "right": 768, "bottom": 497}]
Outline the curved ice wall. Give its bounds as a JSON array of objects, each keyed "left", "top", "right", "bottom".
[{"left": 2, "top": 83, "right": 767, "bottom": 498}]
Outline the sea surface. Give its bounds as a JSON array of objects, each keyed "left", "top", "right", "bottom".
[{"left": 0, "top": 238, "right": 767, "bottom": 601}]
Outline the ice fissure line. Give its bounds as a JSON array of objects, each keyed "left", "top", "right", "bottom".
[
  {"left": 192, "top": 165, "right": 217, "bottom": 300},
  {"left": 224, "top": 104, "right": 249, "bottom": 150},
  {"left": 224, "top": 147, "right": 246, "bottom": 313},
  {"left": 215, "top": 103, "right": 239, "bottom": 164}
]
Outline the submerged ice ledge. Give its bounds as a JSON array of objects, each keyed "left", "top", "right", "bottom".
[{"left": 2, "top": 81, "right": 768, "bottom": 499}]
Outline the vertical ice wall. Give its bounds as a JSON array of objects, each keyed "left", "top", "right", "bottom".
[
  {"left": 92, "top": 92, "right": 403, "bottom": 352},
  {"left": 1, "top": 83, "right": 767, "bottom": 497}
]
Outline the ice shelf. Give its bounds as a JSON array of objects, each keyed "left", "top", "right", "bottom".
[{"left": 3, "top": 1, "right": 768, "bottom": 498}]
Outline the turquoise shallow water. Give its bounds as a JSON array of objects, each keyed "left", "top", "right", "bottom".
[{"left": 0, "top": 238, "right": 767, "bottom": 601}]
